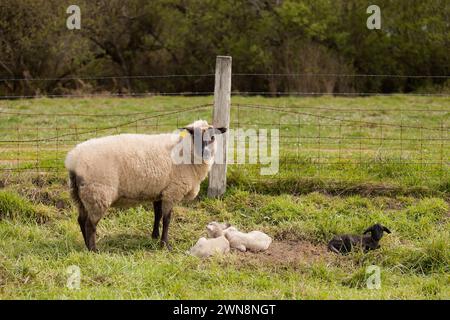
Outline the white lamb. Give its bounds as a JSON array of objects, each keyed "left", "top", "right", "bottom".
[
  {"left": 189, "top": 236, "right": 230, "bottom": 258},
  {"left": 206, "top": 221, "right": 231, "bottom": 238},
  {"left": 65, "top": 120, "right": 226, "bottom": 251},
  {"left": 207, "top": 222, "right": 272, "bottom": 252}
]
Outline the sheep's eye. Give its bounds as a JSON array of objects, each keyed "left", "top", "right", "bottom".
[{"left": 211, "top": 136, "right": 215, "bottom": 142}]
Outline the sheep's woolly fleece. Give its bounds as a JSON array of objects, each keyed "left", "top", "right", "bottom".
[
  {"left": 65, "top": 120, "right": 212, "bottom": 222},
  {"left": 190, "top": 222, "right": 272, "bottom": 258},
  {"left": 224, "top": 227, "right": 272, "bottom": 252},
  {"left": 189, "top": 236, "right": 230, "bottom": 258}
]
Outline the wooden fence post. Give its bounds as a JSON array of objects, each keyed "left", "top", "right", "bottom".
[{"left": 208, "top": 55, "right": 232, "bottom": 198}]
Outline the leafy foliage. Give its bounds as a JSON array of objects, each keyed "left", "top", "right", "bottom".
[{"left": 0, "top": 0, "right": 448, "bottom": 95}]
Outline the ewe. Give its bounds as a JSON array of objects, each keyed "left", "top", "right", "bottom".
[{"left": 65, "top": 120, "right": 226, "bottom": 251}]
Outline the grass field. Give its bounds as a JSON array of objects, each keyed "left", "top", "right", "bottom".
[{"left": 0, "top": 95, "right": 449, "bottom": 299}]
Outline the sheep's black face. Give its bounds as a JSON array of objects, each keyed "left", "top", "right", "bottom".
[
  {"left": 184, "top": 126, "right": 227, "bottom": 163},
  {"left": 364, "top": 223, "right": 391, "bottom": 241},
  {"left": 202, "top": 127, "right": 227, "bottom": 161}
]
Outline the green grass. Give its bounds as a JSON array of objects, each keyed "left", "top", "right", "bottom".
[
  {"left": 0, "top": 96, "right": 449, "bottom": 299},
  {"left": 0, "top": 190, "right": 55, "bottom": 223}
]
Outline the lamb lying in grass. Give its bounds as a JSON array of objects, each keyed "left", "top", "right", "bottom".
[
  {"left": 206, "top": 221, "right": 230, "bottom": 238},
  {"left": 328, "top": 223, "right": 391, "bottom": 254},
  {"left": 206, "top": 222, "right": 272, "bottom": 252},
  {"left": 189, "top": 236, "right": 230, "bottom": 258}
]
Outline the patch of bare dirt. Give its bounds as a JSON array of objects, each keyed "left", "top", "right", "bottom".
[
  {"left": 31, "top": 175, "right": 47, "bottom": 187},
  {"left": 383, "top": 198, "right": 406, "bottom": 210},
  {"left": 232, "top": 240, "right": 334, "bottom": 267},
  {"left": 12, "top": 182, "right": 71, "bottom": 210}
]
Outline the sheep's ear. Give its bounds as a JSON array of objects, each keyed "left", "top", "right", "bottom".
[
  {"left": 215, "top": 127, "right": 227, "bottom": 134},
  {"left": 180, "top": 127, "right": 195, "bottom": 136},
  {"left": 225, "top": 222, "right": 231, "bottom": 228},
  {"left": 383, "top": 226, "right": 391, "bottom": 234},
  {"left": 363, "top": 227, "right": 372, "bottom": 234}
]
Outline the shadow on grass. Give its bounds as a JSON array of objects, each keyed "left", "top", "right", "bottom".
[
  {"left": 224, "top": 174, "right": 445, "bottom": 198},
  {"left": 98, "top": 232, "right": 161, "bottom": 253}
]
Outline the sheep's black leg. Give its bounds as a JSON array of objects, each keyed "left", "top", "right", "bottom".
[
  {"left": 328, "top": 241, "right": 341, "bottom": 254},
  {"left": 77, "top": 207, "right": 88, "bottom": 247},
  {"left": 85, "top": 217, "right": 98, "bottom": 252},
  {"left": 70, "top": 172, "right": 89, "bottom": 248},
  {"left": 152, "top": 200, "right": 162, "bottom": 239},
  {"left": 343, "top": 237, "right": 352, "bottom": 254},
  {"left": 160, "top": 203, "right": 173, "bottom": 250}
]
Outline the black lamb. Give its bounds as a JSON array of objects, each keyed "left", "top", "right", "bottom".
[{"left": 328, "top": 223, "right": 391, "bottom": 254}]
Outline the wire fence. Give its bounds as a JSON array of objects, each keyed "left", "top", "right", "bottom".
[
  {"left": 0, "top": 104, "right": 213, "bottom": 173},
  {"left": 1, "top": 92, "right": 450, "bottom": 99},
  {"left": 1, "top": 72, "right": 449, "bottom": 82},
  {"left": 1, "top": 72, "right": 450, "bottom": 99},
  {"left": 0, "top": 72, "right": 449, "bottom": 188},
  {"left": 233, "top": 103, "right": 448, "bottom": 185},
  {"left": 0, "top": 103, "right": 448, "bottom": 184}
]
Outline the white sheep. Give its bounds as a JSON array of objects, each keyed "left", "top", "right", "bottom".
[
  {"left": 189, "top": 236, "right": 230, "bottom": 258},
  {"left": 65, "top": 120, "right": 226, "bottom": 251},
  {"left": 207, "top": 222, "right": 272, "bottom": 252}
]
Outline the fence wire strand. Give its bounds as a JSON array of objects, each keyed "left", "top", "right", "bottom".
[{"left": 1, "top": 72, "right": 449, "bottom": 82}]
